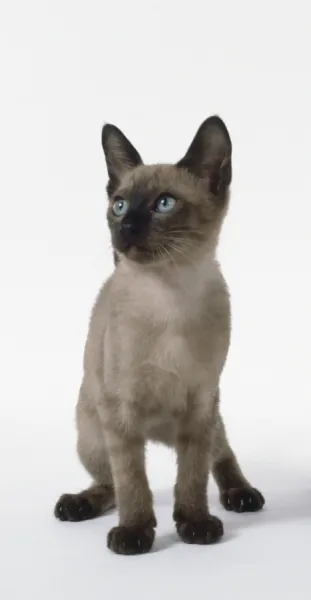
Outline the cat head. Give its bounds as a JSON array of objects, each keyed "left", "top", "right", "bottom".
[{"left": 101, "top": 116, "right": 232, "bottom": 266}]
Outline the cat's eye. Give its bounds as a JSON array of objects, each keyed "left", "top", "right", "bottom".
[
  {"left": 112, "top": 197, "right": 129, "bottom": 217},
  {"left": 155, "top": 196, "right": 176, "bottom": 213}
]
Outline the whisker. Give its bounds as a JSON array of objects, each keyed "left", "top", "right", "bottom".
[
  {"left": 159, "top": 243, "right": 178, "bottom": 273},
  {"left": 162, "top": 235, "right": 200, "bottom": 245},
  {"left": 166, "top": 242, "right": 199, "bottom": 269},
  {"left": 167, "top": 226, "right": 205, "bottom": 236},
  {"left": 164, "top": 244, "right": 191, "bottom": 293},
  {"left": 157, "top": 244, "right": 171, "bottom": 272},
  {"left": 161, "top": 237, "right": 201, "bottom": 251}
]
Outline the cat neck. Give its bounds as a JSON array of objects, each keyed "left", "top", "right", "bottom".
[{"left": 117, "top": 247, "right": 218, "bottom": 293}]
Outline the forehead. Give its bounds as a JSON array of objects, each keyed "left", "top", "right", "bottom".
[{"left": 115, "top": 164, "right": 203, "bottom": 205}]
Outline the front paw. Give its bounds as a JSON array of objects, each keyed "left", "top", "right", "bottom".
[
  {"left": 176, "top": 515, "right": 224, "bottom": 545},
  {"left": 107, "top": 525, "right": 155, "bottom": 555},
  {"left": 220, "top": 487, "right": 265, "bottom": 513},
  {"left": 54, "top": 494, "right": 94, "bottom": 522}
]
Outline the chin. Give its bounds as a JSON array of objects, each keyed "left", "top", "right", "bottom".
[{"left": 119, "top": 245, "right": 158, "bottom": 266}]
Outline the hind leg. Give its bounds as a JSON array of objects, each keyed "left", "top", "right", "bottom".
[
  {"left": 54, "top": 388, "right": 116, "bottom": 522},
  {"left": 212, "top": 401, "right": 265, "bottom": 513}
]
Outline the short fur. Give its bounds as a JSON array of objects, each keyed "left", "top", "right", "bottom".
[{"left": 55, "top": 116, "right": 264, "bottom": 554}]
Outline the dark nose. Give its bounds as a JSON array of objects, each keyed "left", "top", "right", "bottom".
[
  {"left": 120, "top": 213, "right": 145, "bottom": 245},
  {"left": 121, "top": 220, "right": 140, "bottom": 239}
]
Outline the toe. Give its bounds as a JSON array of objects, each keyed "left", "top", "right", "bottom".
[
  {"left": 221, "top": 487, "right": 265, "bottom": 513},
  {"left": 107, "top": 525, "right": 155, "bottom": 555},
  {"left": 176, "top": 515, "right": 224, "bottom": 545},
  {"left": 54, "top": 494, "right": 93, "bottom": 522}
]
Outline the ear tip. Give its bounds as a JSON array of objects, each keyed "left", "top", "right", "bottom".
[
  {"left": 101, "top": 123, "right": 116, "bottom": 146},
  {"left": 205, "top": 114, "right": 229, "bottom": 130},
  {"left": 204, "top": 115, "right": 231, "bottom": 148},
  {"left": 208, "top": 114, "right": 223, "bottom": 122}
]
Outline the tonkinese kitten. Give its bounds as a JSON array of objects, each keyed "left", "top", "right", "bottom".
[{"left": 54, "top": 116, "right": 265, "bottom": 554}]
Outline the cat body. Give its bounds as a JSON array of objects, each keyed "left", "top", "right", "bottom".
[
  {"left": 83, "top": 249, "right": 229, "bottom": 441},
  {"left": 55, "top": 117, "right": 264, "bottom": 554}
]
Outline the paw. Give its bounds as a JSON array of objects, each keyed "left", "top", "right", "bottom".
[
  {"left": 176, "top": 515, "right": 224, "bottom": 545},
  {"left": 220, "top": 487, "right": 265, "bottom": 513},
  {"left": 107, "top": 525, "right": 155, "bottom": 555},
  {"left": 54, "top": 494, "right": 94, "bottom": 522}
]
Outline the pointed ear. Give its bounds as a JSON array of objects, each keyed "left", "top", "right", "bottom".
[
  {"left": 101, "top": 124, "right": 143, "bottom": 190},
  {"left": 177, "top": 116, "right": 232, "bottom": 195}
]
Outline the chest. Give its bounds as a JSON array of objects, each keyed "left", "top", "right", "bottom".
[
  {"left": 143, "top": 325, "right": 201, "bottom": 379},
  {"left": 105, "top": 302, "right": 212, "bottom": 414},
  {"left": 104, "top": 263, "right": 229, "bottom": 396}
]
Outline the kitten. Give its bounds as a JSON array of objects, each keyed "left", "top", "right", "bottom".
[{"left": 54, "top": 116, "right": 264, "bottom": 555}]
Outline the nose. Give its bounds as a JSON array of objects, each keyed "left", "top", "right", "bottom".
[
  {"left": 120, "top": 212, "right": 146, "bottom": 245},
  {"left": 121, "top": 220, "right": 140, "bottom": 239}
]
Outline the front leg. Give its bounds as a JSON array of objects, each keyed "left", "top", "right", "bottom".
[
  {"left": 105, "top": 429, "right": 156, "bottom": 555},
  {"left": 173, "top": 410, "right": 223, "bottom": 545}
]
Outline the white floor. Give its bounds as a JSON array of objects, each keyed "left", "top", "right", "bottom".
[{"left": 2, "top": 417, "right": 311, "bottom": 600}]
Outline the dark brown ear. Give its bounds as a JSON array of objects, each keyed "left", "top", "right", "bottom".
[
  {"left": 177, "top": 116, "right": 232, "bottom": 195},
  {"left": 101, "top": 124, "right": 143, "bottom": 193}
]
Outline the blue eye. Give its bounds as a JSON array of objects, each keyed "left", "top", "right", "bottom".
[
  {"left": 155, "top": 196, "right": 176, "bottom": 213},
  {"left": 112, "top": 198, "right": 129, "bottom": 217}
]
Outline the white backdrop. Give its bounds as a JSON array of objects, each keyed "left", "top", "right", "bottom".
[{"left": 1, "top": 1, "right": 311, "bottom": 598}]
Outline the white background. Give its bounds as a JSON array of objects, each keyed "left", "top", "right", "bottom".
[{"left": 1, "top": 1, "right": 311, "bottom": 598}]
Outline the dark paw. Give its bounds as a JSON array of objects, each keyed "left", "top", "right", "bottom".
[
  {"left": 54, "top": 493, "right": 94, "bottom": 522},
  {"left": 220, "top": 487, "right": 265, "bottom": 513},
  {"left": 176, "top": 515, "right": 224, "bottom": 545},
  {"left": 107, "top": 525, "right": 155, "bottom": 555}
]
